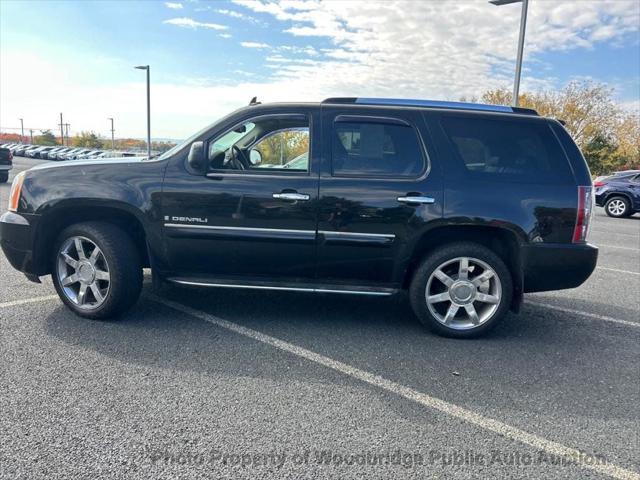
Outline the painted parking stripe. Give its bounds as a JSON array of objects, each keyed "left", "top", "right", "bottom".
[
  {"left": 597, "top": 244, "right": 639, "bottom": 251},
  {"left": 525, "top": 301, "right": 639, "bottom": 328},
  {"left": 150, "top": 294, "right": 639, "bottom": 480},
  {"left": 597, "top": 266, "right": 640, "bottom": 276},
  {"left": 0, "top": 295, "right": 59, "bottom": 308}
]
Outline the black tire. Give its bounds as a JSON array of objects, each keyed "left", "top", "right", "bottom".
[
  {"left": 604, "top": 196, "right": 631, "bottom": 218},
  {"left": 52, "top": 221, "right": 143, "bottom": 319},
  {"left": 0, "top": 172, "right": 8, "bottom": 183},
  {"left": 409, "top": 242, "right": 513, "bottom": 338}
]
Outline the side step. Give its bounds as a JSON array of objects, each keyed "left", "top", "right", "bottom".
[{"left": 165, "top": 277, "right": 397, "bottom": 296}]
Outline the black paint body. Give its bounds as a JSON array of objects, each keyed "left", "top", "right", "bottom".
[{"left": 1, "top": 102, "right": 598, "bottom": 300}]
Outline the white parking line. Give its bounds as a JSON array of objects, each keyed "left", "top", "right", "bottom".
[
  {"left": 150, "top": 294, "right": 639, "bottom": 480},
  {"left": 0, "top": 295, "right": 59, "bottom": 309},
  {"left": 598, "top": 244, "right": 640, "bottom": 251},
  {"left": 597, "top": 266, "right": 640, "bottom": 276},
  {"left": 525, "top": 301, "right": 639, "bottom": 328}
]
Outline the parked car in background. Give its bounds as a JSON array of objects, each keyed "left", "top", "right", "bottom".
[
  {"left": 48, "top": 147, "right": 76, "bottom": 161},
  {"left": 27, "top": 146, "right": 56, "bottom": 158},
  {"left": 594, "top": 170, "right": 640, "bottom": 217},
  {"left": 0, "top": 147, "right": 12, "bottom": 183},
  {"left": 13, "top": 145, "right": 35, "bottom": 156},
  {"left": 65, "top": 148, "right": 93, "bottom": 160},
  {"left": 0, "top": 97, "right": 597, "bottom": 338},
  {"left": 41, "top": 146, "right": 67, "bottom": 160},
  {"left": 56, "top": 148, "right": 85, "bottom": 161},
  {"left": 76, "top": 150, "right": 104, "bottom": 160}
]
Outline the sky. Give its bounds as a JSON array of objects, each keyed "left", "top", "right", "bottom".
[{"left": 0, "top": 0, "right": 638, "bottom": 140}]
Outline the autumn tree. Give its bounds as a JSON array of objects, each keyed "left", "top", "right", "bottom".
[
  {"left": 478, "top": 81, "right": 639, "bottom": 175},
  {"left": 72, "top": 131, "right": 104, "bottom": 149},
  {"left": 34, "top": 130, "right": 58, "bottom": 146}
]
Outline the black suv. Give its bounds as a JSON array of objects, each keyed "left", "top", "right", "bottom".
[{"left": 0, "top": 98, "right": 597, "bottom": 337}]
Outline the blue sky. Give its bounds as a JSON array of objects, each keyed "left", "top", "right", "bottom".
[{"left": 1, "top": 0, "right": 638, "bottom": 139}]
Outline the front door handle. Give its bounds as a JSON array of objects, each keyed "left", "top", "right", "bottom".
[
  {"left": 397, "top": 195, "right": 435, "bottom": 204},
  {"left": 273, "top": 192, "right": 310, "bottom": 201}
]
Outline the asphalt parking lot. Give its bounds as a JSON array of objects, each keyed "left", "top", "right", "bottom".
[{"left": 1, "top": 157, "right": 639, "bottom": 480}]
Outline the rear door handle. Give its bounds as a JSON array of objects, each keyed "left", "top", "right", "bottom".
[
  {"left": 397, "top": 196, "right": 435, "bottom": 204},
  {"left": 273, "top": 192, "right": 310, "bottom": 201}
]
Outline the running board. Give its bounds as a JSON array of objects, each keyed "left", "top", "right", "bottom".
[{"left": 166, "top": 277, "right": 397, "bottom": 296}]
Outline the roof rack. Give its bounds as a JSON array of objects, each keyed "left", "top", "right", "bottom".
[{"left": 321, "top": 97, "right": 538, "bottom": 116}]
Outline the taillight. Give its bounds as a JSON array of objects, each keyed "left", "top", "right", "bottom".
[
  {"left": 573, "top": 186, "right": 593, "bottom": 243},
  {"left": 8, "top": 171, "right": 26, "bottom": 212},
  {"left": 593, "top": 181, "right": 604, "bottom": 187}
]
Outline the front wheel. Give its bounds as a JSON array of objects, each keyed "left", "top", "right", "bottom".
[
  {"left": 604, "top": 196, "right": 631, "bottom": 218},
  {"left": 409, "top": 242, "right": 513, "bottom": 338},
  {"left": 52, "top": 222, "right": 143, "bottom": 319}
]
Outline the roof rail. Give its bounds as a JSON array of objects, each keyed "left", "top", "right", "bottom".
[{"left": 321, "top": 97, "right": 538, "bottom": 116}]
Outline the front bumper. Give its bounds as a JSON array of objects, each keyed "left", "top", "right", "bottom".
[
  {"left": 522, "top": 242, "right": 598, "bottom": 293},
  {"left": 0, "top": 211, "right": 40, "bottom": 275}
]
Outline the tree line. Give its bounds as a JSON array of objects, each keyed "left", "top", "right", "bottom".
[{"left": 467, "top": 81, "right": 639, "bottom": 175}]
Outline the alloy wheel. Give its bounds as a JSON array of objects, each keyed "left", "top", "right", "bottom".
[
  {"left": 425, "top": 256, "right": 502, "bottom": 330},
  {"left": 56, "top": 236, "right": 110, "bottom": 309},
  {"left": 607, "top": 199, "right": 626, "bottom": 216}
]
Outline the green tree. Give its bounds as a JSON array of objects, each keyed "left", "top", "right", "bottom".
[
  {"left": 34, "top": 130, "right": 58, "bottom": 146},
  {"left": 72, "top": 131, "right": 104, "bottom": 148}
]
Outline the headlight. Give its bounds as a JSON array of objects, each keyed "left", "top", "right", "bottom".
[{"left": 8, "top": 171, "right": 26, "bottom": 212}]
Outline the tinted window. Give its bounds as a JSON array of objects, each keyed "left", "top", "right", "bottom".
[
  {"left": 441, "top": 116, "right": 573, "bottom": 183},
  {"left": 332, "top": 121, "right": 424, "bottom": 177}
]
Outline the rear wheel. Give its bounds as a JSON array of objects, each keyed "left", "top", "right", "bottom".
[
  {"left": 409, "top": 242, "right": 513, "bottom": 338},
  {"left": 0, "top": 172, "right": 8, "bottom": 183},
  {"left": 52, "top": 222, "right": 142, "bottom": 319},
  {"left": 604, "top": 196, "right": 630, "bottom": 217}
]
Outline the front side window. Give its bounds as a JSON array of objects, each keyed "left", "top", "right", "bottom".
[
  {"left": 208, "top": 116, "right": 309, "bottom": 173},
  {"left": 332, "top": 121, "right": 425, "bottom": 177}
]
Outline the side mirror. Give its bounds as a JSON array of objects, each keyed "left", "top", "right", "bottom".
[
  {"left": 249, "top": 149, "right": 262, "bottom": 166},
  {"left": 187, "top": 141, "right": 206, "bottom": 174}
]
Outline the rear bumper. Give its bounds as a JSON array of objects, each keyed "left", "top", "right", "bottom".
[
  {"left": 522, "top": 243, "right": 598, "bottom": 293},
  {"left": 0, "top": 164, "right": 12, "bottom": 171},
  {"left": 0, "top": 211, "right": 41, "bottom": 275}
]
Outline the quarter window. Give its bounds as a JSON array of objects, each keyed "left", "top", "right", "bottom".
[
  {"left": 440, "top": 115, "right": 573, "bottom": 183},
  {"left": 332, "top": 121, "right": 425, "bottom": 177}
]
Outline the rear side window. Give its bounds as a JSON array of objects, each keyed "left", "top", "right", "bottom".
[
  {"left": 440, "top": 115, "right": 573, "bottom": 183},
  {"left": 332, "top": 121, "right": 425, "bottom": 177}
]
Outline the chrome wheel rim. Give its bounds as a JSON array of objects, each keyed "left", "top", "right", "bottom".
[
  {"left": 56, "top": 236, "right": 110, "bottom": 310},
  {"left": 425, "top": 256, "right": 502, "bottom": 330},
  {"left": 607, "top": 199, "right": 625, "bottom": 216}
]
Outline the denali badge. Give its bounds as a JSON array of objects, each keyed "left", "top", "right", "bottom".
[{"left": 164, "top": 215, "right": 208, "bottom": 224}]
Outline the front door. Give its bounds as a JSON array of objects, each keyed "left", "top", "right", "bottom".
[{"left": 161, "top": 108, "right": 320, "bottom": 282}]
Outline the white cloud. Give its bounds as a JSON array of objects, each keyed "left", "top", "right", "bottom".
[
  {"left": 164, "top": 2, "right": 183, "bottom": 9},
  {"left": 216, "top": 8, "right": 263, "bottom": 24},
  {"left": 240, "top": 41, "right": 270, "bottom": 49},
  {"left": 2, "top": 1, "right": 638, "bottom": 139},
  {"left": 163, "top": 17, "right": 228, "bottom": 30}
]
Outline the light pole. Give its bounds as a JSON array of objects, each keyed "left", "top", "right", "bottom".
[
  {"left": 490, "top": 0, "right": 529, "bottom": 107},
  {"left": 19, "top": 118, "right": 24, "bottom": 143},
  {"left": 134, "top": 65, "right": 151, "bottom": 159},
  {"left": 107, "top": 117, "right": 115, "bottom": 151}
]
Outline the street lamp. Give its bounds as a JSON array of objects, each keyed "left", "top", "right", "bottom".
[
  {"left": 490, "top": 0, "right": 529, "bottom": 107},
  {"left": 19, "top": 118, "right": 24, "bottom": 144},
  {"left": 107, "top": 117, "right": 115, "bottom": 151},
  {"left": 134, "top": 65, "right": 151, "bottom": 159}
]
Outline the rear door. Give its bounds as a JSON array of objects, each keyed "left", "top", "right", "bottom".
[{"left": 316, "top": 106, "right": 442, "bottom": 288}]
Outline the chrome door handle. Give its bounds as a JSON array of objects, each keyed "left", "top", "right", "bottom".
[
  {"left": 273, "top": 192, "right": 310, "bottom": 201},
  {"left": 397, "top": 196, "right": 435, "bottom": 204}
]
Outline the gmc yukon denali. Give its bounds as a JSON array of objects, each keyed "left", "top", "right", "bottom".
[{"left": 0, "top": 98, "right": 598, "bottom": 337}]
